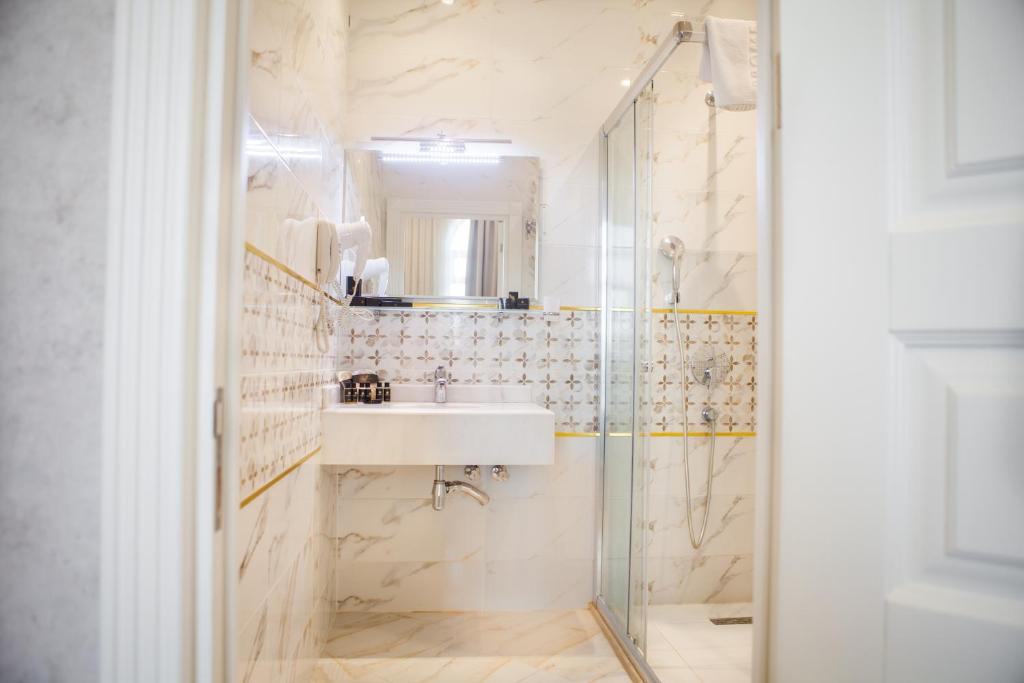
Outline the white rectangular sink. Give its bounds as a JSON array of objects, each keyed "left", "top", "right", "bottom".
[{"left": 321, "top": 384, "right": 555, "bottom": 466}]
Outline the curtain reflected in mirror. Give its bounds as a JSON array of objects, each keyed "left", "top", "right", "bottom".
[
  {"left": 402, "top": 214, "right": 503, "bottom": 297},
  {"left": 466, "top": 219, "right": 499, "bottom": 296}
]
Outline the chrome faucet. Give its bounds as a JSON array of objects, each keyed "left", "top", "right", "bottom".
[{"left": 433, "top": 365, "right": 448, "bottom": 403}]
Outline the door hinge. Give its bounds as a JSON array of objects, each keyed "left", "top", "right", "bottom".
[{"left": 213, "top": 387, "right": 224, "bottom": 531}]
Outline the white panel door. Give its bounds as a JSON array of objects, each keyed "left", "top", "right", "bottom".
[{"left": 774, "top": 0, "right": 1024, "bottom": 681}]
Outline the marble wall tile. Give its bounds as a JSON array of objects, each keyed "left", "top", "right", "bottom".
[
  {"left": 245, "top": 126, "right": 316, "bottom": 275},
  {"left": 238, "top": 534, "right": 326, "bottom": 683},
  {"left": 648, "top": 436, "right": 756, "bottom": 498},
  {"left": 336, "top": 497, "right": 486, "bottom": 563},
  {"left": 238, "top": 459, "right": 318, "bottom": 631},
  {"left": 647, "top": 553, "right": 754, "bottom": 605},
  {"left": 484, "top": 558, "right": 595, "bottom": 611},
  {"left": 647, "top": 494, "right": 755, "bottom": 559},
  {"left": 333, "top": 438, "right": 600, "bottom": 612},
  {"left": 239, "top": 2, "right": 349, "bottom": 679},
  {"left": 336, "top": 560, "right": 488, "bottom": 612}
]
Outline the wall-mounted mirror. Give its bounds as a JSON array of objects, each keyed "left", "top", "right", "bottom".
[{"left": 344, "top": 151, "right": 540, "bottom": 302}]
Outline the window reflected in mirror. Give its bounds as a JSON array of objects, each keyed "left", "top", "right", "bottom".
[{"left": 402, "top": 215, "right": 504, "bottom": 297}]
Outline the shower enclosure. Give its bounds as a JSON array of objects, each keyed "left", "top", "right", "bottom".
[{"left": 595, "top": 19, "right": 759, "bottom": 681}]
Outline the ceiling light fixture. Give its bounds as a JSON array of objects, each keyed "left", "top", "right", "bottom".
[
  {"left": 371, "top": 133, "right": 512, "bottom": 146},
  {"left": 420, "top": 139, "right": 466, "bottom": 154},
  {"left": 382, "top": 152, "right": 500, "bottom": 165}
]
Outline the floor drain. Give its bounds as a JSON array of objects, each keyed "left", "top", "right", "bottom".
[{"left": 709, "top": 617, "right": 752, "bottom": 625}]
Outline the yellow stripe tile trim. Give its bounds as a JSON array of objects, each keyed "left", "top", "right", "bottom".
[{"left": 239, "top": 446, "right": 321, "bottom": 509}]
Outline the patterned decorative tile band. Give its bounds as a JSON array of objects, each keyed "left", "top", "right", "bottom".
[
  {"left": 337, "top": 308, "right": 756, "bottom": 437},
  {"left": 240, "top": 249, "right": 339, "bottom": 499},
  {"left": 650, "top": 311, "right": 757, "bottom": 433},
  {"left": 338, "top": 309, "right": 601, "bottom": 433},
  {"left": 607, "top": 311, "right": 757, "bottom": 435}
]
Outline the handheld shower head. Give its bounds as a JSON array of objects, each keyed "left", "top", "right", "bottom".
[{"left": 658, "top": 235, "right": 685, "bottom": 301}]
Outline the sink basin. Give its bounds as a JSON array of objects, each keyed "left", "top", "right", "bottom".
[{"left": 321, "top": 384, "right": 555, "bottom": 466}]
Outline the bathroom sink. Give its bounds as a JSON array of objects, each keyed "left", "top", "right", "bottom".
[{"left": 320, "top": 384, "right": 555, "bottom": 466}]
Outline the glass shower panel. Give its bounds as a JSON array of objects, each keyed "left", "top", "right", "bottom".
[
  {"left": 600, "top": 101, "right": 636, "bottom": 629},
  {"left": 599, "top": 81, "right": 654, "bottom": 648},
  {"left": 627, "top": 81, "right": 654, "bottom": 649}
]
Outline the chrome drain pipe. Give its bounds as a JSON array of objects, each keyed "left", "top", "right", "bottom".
[{"left": 431, "top": 465, "right": 490, "bottom": 511}]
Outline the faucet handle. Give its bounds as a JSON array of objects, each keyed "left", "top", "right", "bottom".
[{"left": 434, "top": 365, "right": 448, "bottom": 381}]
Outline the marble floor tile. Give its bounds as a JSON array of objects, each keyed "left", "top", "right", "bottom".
[
  {"left": 649, "top": 668, "right": 702, "bottom": 683},
  {"left": 647, "top": 603, "right": 752, "bottom": 683},
  {"left": 315, "top": 610, "right": 628, "bottom": 683}
]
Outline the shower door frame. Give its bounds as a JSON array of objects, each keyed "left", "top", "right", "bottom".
[
  {"left": 593, "top": 12, "right": 777, "bottom": 683},
  {"left": 594, "top": 78, "right": 656, "bottom": 674},
  {"left": 595, "top": 95, "right": 659, "bottom": 683}
]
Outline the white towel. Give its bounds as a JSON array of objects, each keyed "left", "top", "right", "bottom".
[{"left": 699, "top": 16, "right": 758, "bottom": 111}]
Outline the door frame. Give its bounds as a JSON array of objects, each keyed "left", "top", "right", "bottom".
[{"left": 99, "top": 0, "right": 248, "bottom": 680}]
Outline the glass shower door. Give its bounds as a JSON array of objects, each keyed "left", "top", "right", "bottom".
[
  {"left": 600, "top": 100, "right": 635, "bottom": 629},
  {"left": 599, "top": 82, "right": 653, "bottom": 650}
]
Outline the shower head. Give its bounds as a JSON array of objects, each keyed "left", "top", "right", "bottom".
[
  {"left": 658, "top": 235, "right": 685, "bottom": 300},
  {"left": 659, "top": 235, "right": 685, "bottom": 262}
]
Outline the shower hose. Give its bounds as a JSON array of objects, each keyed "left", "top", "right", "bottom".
[{"left": 671, "top": 303, "right": 716, "bottom": 549}]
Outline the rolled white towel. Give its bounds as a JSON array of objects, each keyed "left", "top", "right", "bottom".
[
  {"left": 336, "top": 219, "right": 373, "bottom": 278},
  {"left": 699, "top": 16, "right": 757, "bottom": 111},
  {"left": 360, "top": 257, "right": 390, "bottom": 296}
]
